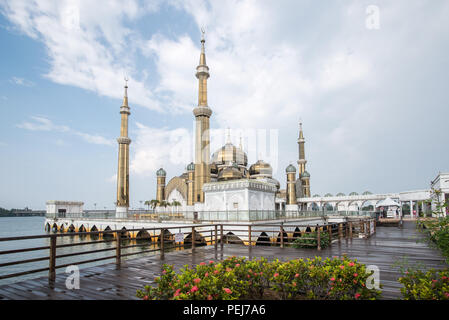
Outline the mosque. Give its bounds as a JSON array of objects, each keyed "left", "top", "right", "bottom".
[{"left": 149, "top": 33, "right": 311, "bottom": 217}]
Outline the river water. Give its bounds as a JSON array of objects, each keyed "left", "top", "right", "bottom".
[{"left": 0, "top": 216, "right": 164, "bottom": 286}]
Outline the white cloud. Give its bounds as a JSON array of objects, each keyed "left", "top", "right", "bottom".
[
  {"left": 17, "top": 116, "right": 114, "bottom": 146},
  {"left": 10, "top": 76, "right": 35, "bottom": 87}
]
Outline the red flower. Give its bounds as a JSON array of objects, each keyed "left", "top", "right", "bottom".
[
  {"left": 292, "top": 282, "right": 296, "bottom": 287},
  {"left": 295, "top": 273, "right": 299, "bottom": 278},
  {"left": 209, "top": 260, "right": 214, "bottom": 264},
  {"left": 247, "top": 274, "right": 251, "bottom": 278},
  {"left": 235, "top": 263, "right": 240, "bottom": 267},
  {"left": 349, "top": 262, "right": 355, "bottom": 267},
  {"left": 200, "top": 262, "right": 206, "bottom": 266},
  {"left": 330, "top": 277, "right": 335, "bottom": 281},
  {"left": 274, "top": 273, "right": 279, "bottom": 278},
  {"left": 162, "top": 270, "right": 167, "bottom": 274},
  {"left": 174, "top": 289, "right": 181, "bottom": 297},
  {"left": 353, "top": 273, "right": 358, "bottom": 277},
  {"left": 194, "top": 278, "right": 201, "bottom": 284},
  {"left": 214, "top": 270, "right": 219, "bottom": 274},
  {"left": 355, "top": 293, "right": 361, "bottom": 299},
  {"left": 340, "top": 265, "right": 345, "bottom": 270},
  {"left": 205, "top": 272, "right": 209, "bottom": 277},
  {"left": 223, "top": 288, "right": 232, "bottom": 294},
  {"left": 207, "top": 295, "right": 213, "bottom": 300},
  {"left": 191, "top": 286, "right": 199, "bottom": 293},
  {"left": 143, "top": 295, "right": 149, "bottom": 300}
]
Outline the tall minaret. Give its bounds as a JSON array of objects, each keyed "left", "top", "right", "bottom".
[
  {"left": 297, "top": 121, "right": 306, "bottom": 175},
  {"left": 193, "top": 29, "right": 212, "bottom": 203},
  {"left": 116, "top": 79, "right": 131, "bottom": 218}
]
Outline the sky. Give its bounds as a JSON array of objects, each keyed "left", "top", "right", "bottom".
[{"left": 0, "top": 0, "right": 448, "bottom": 210}]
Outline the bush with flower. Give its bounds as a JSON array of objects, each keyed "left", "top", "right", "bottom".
[
  {"left": 137, "top": 255, "right": 382, "bottom": 300},
  {"left": 398, "top": 268, "right": 449, "bottom": 300}
]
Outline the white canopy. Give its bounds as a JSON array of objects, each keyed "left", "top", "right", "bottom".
[{"left": 376, "top": 197, "right": 401, "bottom": 208}]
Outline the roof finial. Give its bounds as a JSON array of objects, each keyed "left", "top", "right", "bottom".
[
  {"left": 122, "top": 75, "right": 129, "bottom": 107},
  {"left": 239, "top": 133, "right": 243, "bottom": 150}
]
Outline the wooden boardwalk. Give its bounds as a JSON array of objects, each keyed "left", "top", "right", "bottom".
[{"left": 0, "top": 221, "right": 446, "bottom": 300}]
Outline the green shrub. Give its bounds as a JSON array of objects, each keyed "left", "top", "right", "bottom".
[
  {"left": 420, "top": 217, "right": 449, "bottom": 263},
  {"left": 292, "top": 231, "right": 330, "bottom": 249},
  {"left": 398, "top": 268, "right": 449, "bottom": 300},
  {"left": 136, "top": 256, "right": 382, "bottom": 300}
]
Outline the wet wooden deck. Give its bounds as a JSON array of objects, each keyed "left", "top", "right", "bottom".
[{"left": 0, "top": 221, "right": 446, "bottom": 300}]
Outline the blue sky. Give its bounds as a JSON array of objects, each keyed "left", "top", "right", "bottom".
[{"left": 0, "top": 0, "right": 448, "bottom": 210}]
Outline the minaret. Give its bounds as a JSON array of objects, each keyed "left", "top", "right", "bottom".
[
  {"left": 297, "top": 122, "right": 306, "bottom": 175},
  {"left": 116, "top": 79, "right": 132, "bottom": 218},
  {"left": 286, "top": 164, "right": 297, "bottom": 205},
  {"left": 193, "top": 29, "right": 212, "bottom": 203},
  {"left": 156, "top": 168, "right": 166, "bottom": 204},
  {"left": 186, "top": 162, "right": 195, "bottom": 206}
]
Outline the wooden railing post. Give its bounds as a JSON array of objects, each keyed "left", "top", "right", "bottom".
[
  {"left": 116, "top": 231, "right": 121, "bottom": 265},
  {"left": 160, "top": 228, "right": 165, "bottom": 259},
  {"left": 338, "top": 223, "right": 342, "bottom": 242},
  {"left": 220, "top": 225, "right": 224, "bottom": 250},
  {"left": 49, "top": 234, "right": 57, "bottom": 282},
  {"left": 317, "top": 225, "right": 321, "bottom": 251},
  {"left": 327, "top": 224, "right": 332, "bottom": 246},
  {"left": 248, "top": 225, "right": 252, "bottom": 247},
  {"left": 373, "top": 218, "right": 376, "bottom": 233},
  {"left": 280, "top": 225, "right": 284, "bottom": 248},
  {"left": 360, "top": 220, "right": 365, "bottom": 236},
  {"left": 349, "top": 222, "right": 353, "bottom": 238},
  {"left": 192, "top": 227, "right": 196, "bottom": 251},
  {"left": 214, "top": 225, "right": 218, "bottom": 251}
]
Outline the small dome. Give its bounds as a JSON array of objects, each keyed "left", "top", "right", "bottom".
[
  {"left": 362, "top": 191, "right": 372, "bottom": 195},
  {"left": 210, "top": 163, "right": 218, "bottom": 174},
  {"left": 324, "top": 193, "right": 333, "bottom": 197},
  {"left": 211, "top": 142, "right": 248, "bottom": 167},
  {"left": 286, "top": 164, "right": 296, "bottom": 173},
  {"left": 249, "top": 160, "right": 272, "bottom": 177},
  {"left": 218, "top": 164, "right": 243, "bottom": 181},
  {"left": 186, "top": 162, "right": 195, "bottom": 171},
  {"left": 300, "top": 171, "right": 310, "bottom": 178},
  {"left": 156, "top": 168, "right": 166, "bottom": 177},
  {"left": 336, "top": 192, "right": 345, "bottom": 196},
  {"left": 349, "top": 192, "right": 359, "bottom": 196},
  {"left": 313, "top": 194, "right": 320, "bottom": 197}
]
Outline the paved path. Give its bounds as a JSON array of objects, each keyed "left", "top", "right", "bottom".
[{"left": 0, "top": 221, "right": 446, "bottom": 300}]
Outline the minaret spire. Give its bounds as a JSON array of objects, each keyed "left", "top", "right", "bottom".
[
  {"left": 297, "top": 120, "right": 306, "bottom": 174},
  {"left": 116, "top": 78, "right": 132, "bottom": 217},
  {"left": 193, "top": 28, "right": 212, "bottom": 203}
]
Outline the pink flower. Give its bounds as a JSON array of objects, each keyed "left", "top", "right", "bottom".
[
  {"left": 214, "top": 270, "right": 219, "bottom": 274},
  {"left": 143, "top": 295, "right": 149, "bottom": 300},
  {"left": 445, "top": 292, "right": 449, "bottom": 298},
  {"left": 349, "top": 262, "right": 355, "bottom": 267},
  {"left": 432, "top": 279, "right": 438, "bottom": 283},
  {"left": 292, "top": 282, "right": 296, "bottom": 287},
  {"left": 209, "top": 260, "right": 214, "bottom": 264},
  {"left": 353, "top": 273, "right": 358, "bottom": 277},
  {"left": 340, "top": 265, "right": 345, "bottom": 270},
  {"left": 205, "top": 272, "right": 209, "bottom": 277},
  {"left": 207, "top": 295, "right": 213, "bottom": 300},
  {"left": 274, "top": 273, "right": 279, "bottom": 278},
  {"left": 191, "top": 286, "right": 199, "bottom": 293},
  {"left": 330, "top": 277, "right": 335, "bottom": 281},
  {"left": 174, "top": 289, "right": 181, "bottom": 297},
  {"left": 200, "top": 262, "right": 206, "bottom": 266},
  {"left": 194, "top": 278, "right": 201, "bottom": 284},
  {"left": 259, "top": 272, "right": 263, "bottom": 275},
  {"left": 295, "top": 273, "right": 299, "bottom": 278},
  {"left": 223, "top": 288, "right": 232, "bottom": 294},
  {"left": 235, "top": 263, "right": 240, "bottom": 267},
  {"left": 162, "top": 270, "right": 167, "bottom": 274},
  {"left": 184, "top": 284, "right": 190, "bottom": 288},
  {"left": 247, "top": 274, "right": 251, "bottom": 278},
  {"left": 226, "top": 267, "right": 232, "bottom": 272},
  {"left": 355, "top": 293, "right": 361, "bottom": 299}
]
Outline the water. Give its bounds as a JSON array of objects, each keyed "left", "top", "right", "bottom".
[{"left": 0, "top": 216, "right": 167, "bottom": 286}]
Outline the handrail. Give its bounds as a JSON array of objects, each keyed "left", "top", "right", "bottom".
[{"left": 0, "top": 218, "right": 375, "bottom": 283}]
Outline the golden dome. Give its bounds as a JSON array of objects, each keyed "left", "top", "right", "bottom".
[
  {"left": 217, "top": 163, "right": 243, "bottom": 181},
  {"left": 211, "top": 142, "right": 248, "bottom": 167},
  {"left": 249, "top": 160, "right": 272, "bottom": 177}
]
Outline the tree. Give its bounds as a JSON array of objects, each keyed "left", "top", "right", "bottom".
[
  {"left": 149, "top": 200, "right": 160, "bottom": 212},
  {"left": 171, "top": 200, "right": 182, "bottom": 212},
  {"left": 144, "top": 200, "right": 151, "bottom": 211}
]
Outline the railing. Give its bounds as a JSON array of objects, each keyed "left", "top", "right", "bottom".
[
  {"left": 45, "top": 210, "right": 376, "bottom": 222},
  {"left": 0, "top": 218, "right": 375, "bottom": 284}
]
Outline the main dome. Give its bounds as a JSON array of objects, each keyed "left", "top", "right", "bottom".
[{"left": 211, "top": 142, "right": 248, "bottom": 167}]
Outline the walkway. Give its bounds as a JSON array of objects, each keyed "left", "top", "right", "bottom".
[{"left": 0, "top": 221, "right": 446, "bottom": 300}]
